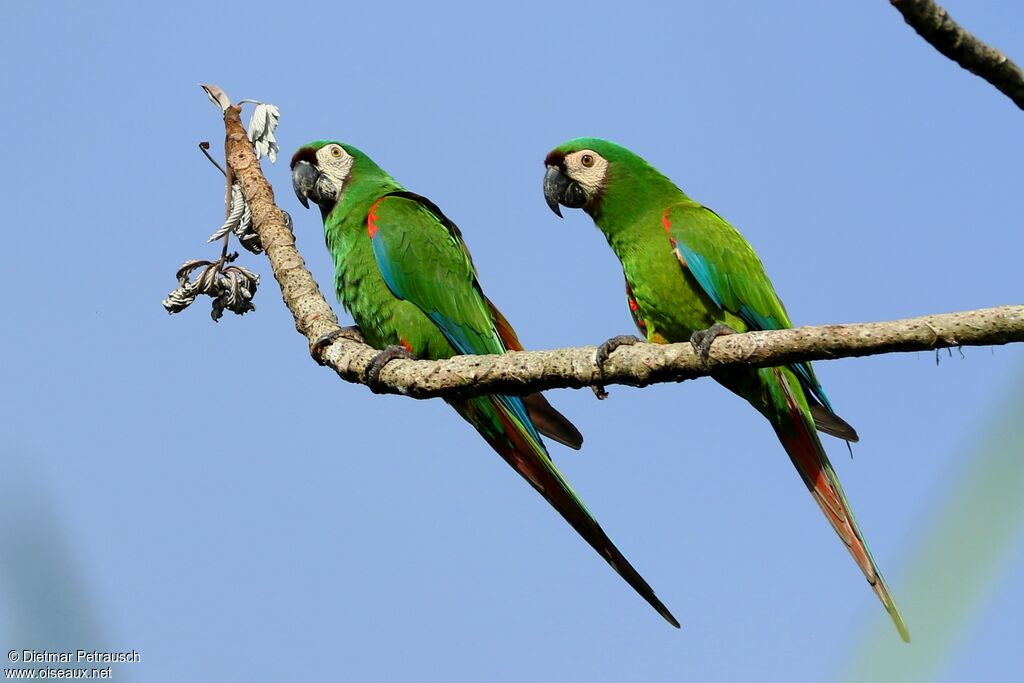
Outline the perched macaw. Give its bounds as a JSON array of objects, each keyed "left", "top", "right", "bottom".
[
  {"left": 291, "top": 140, "right": 678, "bottom": 626},
  {"left": 543, "top": 137, "right": 908, "bottom": 641}
]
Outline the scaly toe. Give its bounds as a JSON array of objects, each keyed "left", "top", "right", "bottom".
[
  {"left": 593, "top": 334, "right": 642, "bottom": 399},
  {"left": 689, "top": 323, "right": 736, "bottom": 365},
  {"left": 310, "top": 326, "right": 365, "bottom": 365},
  {"left": 365, "top": 345, "right": 415, "bottom": 393}
]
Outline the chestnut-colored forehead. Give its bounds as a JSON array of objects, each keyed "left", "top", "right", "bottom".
[
  {"left": 290, "top": 147, "right": 319, "bottom": 169},
  {"left": 545, "top": 149, "right": 566, "bottom": 167}
]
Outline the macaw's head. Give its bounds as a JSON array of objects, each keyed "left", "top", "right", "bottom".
[
  {"left": 543, "top": 138, "right": 672, "bottom": 221},
  {"left": 291, "top": 140, "right": 393, "bottom": 218}
]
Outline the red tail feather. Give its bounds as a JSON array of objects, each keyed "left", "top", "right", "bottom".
[
  {"left": 771, "top": 369, "right": 910, "bottom": 641},
  {"left": 454, "top": 396, "right": 679, "bottom": 627}
]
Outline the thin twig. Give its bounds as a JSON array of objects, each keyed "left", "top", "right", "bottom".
[
  {"left": 198, "top": 141, "right": 227, "bottom": 177},
  {"left": 222, "top": 151, "right": 235, "bottom": 262},
  {"left": 891, "top": 0, "right": 1024, "bottom": 110},
  {"left": 197, "top": 141, "right": 233, "bottom": 262},
  {"left": 196, "top": 142, "right": 234, "bottom": 272}
]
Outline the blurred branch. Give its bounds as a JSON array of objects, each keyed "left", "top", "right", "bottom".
[
  {"left": 890, "top": 0, "right": 1024, "bottom": 110},
  {"left": 839, "top": 367, "right": 1024, "bottom": 682},
  {"left": 208, "top": 85, "right": 1024, "bottom": 400}
]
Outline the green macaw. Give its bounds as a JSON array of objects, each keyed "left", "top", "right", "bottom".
[
  {"left": 543, "top": 137, "right": 909, "bottom": 641},
  {"left": 291, "top": 140, "right": 678, "bottom": 627}
]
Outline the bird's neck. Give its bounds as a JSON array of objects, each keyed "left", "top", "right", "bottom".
[
  {"left": 590, "top": 163, "right": 684, "bottom": 231},
  {"left": 593, "top": 175, "right": 683, "bottom": 263}
]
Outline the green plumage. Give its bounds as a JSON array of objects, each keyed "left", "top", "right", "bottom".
[
  {"left": 546, "top": 137, "right": 908, "bottom": 640},
  {"left": 321, "top": 159, "right": 449, "bottom": 357},
  {"left": 291, "top": 140, "right": 678, "bottom": 626}
]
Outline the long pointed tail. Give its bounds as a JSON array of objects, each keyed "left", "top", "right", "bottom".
[
  {"left": 453, "top": 394, "right": 679, "bottom": 628},
  {"left": 768, "top": 368, "right": 910, "bottom": 642}
]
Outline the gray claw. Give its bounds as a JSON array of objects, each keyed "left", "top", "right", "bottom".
[
  {"left": 310, "top": 326, "right": 365, "bottom": 365},
  {"left": 366, "top": 345, "right": 415, "bottom": 393},
  {"left": 689, "top": 323, "right": 736, "bottom": 365},
  {"left": 593, "top": 334, "right": 642, "bottom": 400}
]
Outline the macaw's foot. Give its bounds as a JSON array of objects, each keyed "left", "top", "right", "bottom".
[
  {"left": 310, "top": 326, "right": 365, "bottom": 365},
  {"left": 592, "top": 334, "right": 642, "bottom": 400},
  {"left": 365, "top": 345, "right": 416, "bottom": 394},
  {"left": 689, "top": 323, "right": 736, "bottom": 365}
]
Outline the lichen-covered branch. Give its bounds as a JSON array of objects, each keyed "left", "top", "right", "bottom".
[
  {"left": 891, "top": 0, "right": 1024, "bottom": 110},
  {"left": 310, "top": 305, "right": 1024, "bottom": 399},
  {"left": 211, "top": 87, "right": 1024, "bottom": 401}
]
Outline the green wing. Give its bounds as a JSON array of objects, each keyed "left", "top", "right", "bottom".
[
  {"left": 665, "top": 202, "right": 793, "bottom": 332},
  {"left": 369, "top": 192, "right": 503, "bottom": 357},
  {"left": 665, "top": 202, "right": 853, "bottom": 437}
]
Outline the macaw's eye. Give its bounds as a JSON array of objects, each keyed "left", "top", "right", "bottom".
[
  {"left": 331, "top": 146, "right": 343, "bottom": 158},
  {"left": 581, "top": 154, "right": 595, "bottom": 168}
]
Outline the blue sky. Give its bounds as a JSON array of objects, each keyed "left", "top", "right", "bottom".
[{"left": 1, "top": 1, "right": 1022, "bottom": 680}]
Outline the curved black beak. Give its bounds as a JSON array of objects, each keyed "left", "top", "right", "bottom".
[
  {"left": 543, "top": 165, "right": 588, "bottom": 217},
  {"left": 292, "top": 160, "right": 319, "bottom": 209},
  {"left": 543, "top": 166, "right": 567, "bottom": 217}
]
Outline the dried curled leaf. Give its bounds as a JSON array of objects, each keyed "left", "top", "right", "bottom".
[
  {"left": 211, "top": 265, "right": 260, "bottom": 322},
  {"left": 200, "top": 84, "right": 231, "bottom": 112},
  {"left": 163, "top": 88, "right": 276, "bottom": 320},
  {"left": 162, "top": 254, "right": 259, "bottom": 321},
  {"left": 207, "top": 182, "right": 262, "bottom": 253},
  {"left": 162, "top": 258, "right": 212, "bottom": 314},
  {"left": 175, "top": 258, "right": 215, "bottom": 284},
  {"left": 247, "top": 103, "right": 280, "bottom": 163},
  {"left": 162, "top": 281, "right": 201, "bottom": 314}
]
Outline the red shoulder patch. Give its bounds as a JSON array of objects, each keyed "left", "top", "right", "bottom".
[
  {"left": 662, "top": 208, "right": 685, "bottom": 266},
  {"left": 625, "top": 281, "right": 647, "bottom": 332},
  {"left": 661, "top": 208, "right": 677, "bottom": 246},
  {"left": 367, "top": 198, "right": 383, "bottom": 238}
]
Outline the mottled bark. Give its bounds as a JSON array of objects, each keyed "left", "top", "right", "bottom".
[
  {"left": 307, "top": 305, "right": 1023, "bottom": 400},
  {"left": 212, "top": 89, "right": 1024, "bottom": 401},
  {"left": 891, "top": 0, "right": 1024, "bottom": 110},
  {"left": 222, "top": 104, "right": 341, "bottom": 344}
]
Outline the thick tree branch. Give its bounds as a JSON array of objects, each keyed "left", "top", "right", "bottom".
[
  {"left": 221, "top": 103, "right": 342, "bottom": 345},
  {"left": 211, "top": 88, "right": 1024, "bottom": 402},
  {"left": 313, "top": 306, "right": 1023, "bottom": 399},
  {"left": 891, "top": 0, "right": 1024, "bottom": 110}
]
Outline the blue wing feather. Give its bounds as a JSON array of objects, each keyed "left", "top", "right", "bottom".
[
  {"left": 668, "top": 204, "right": 836, "bottom": 413},
  {"left": 368, "top": 194, "right": 545, "bottom": 444}
]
